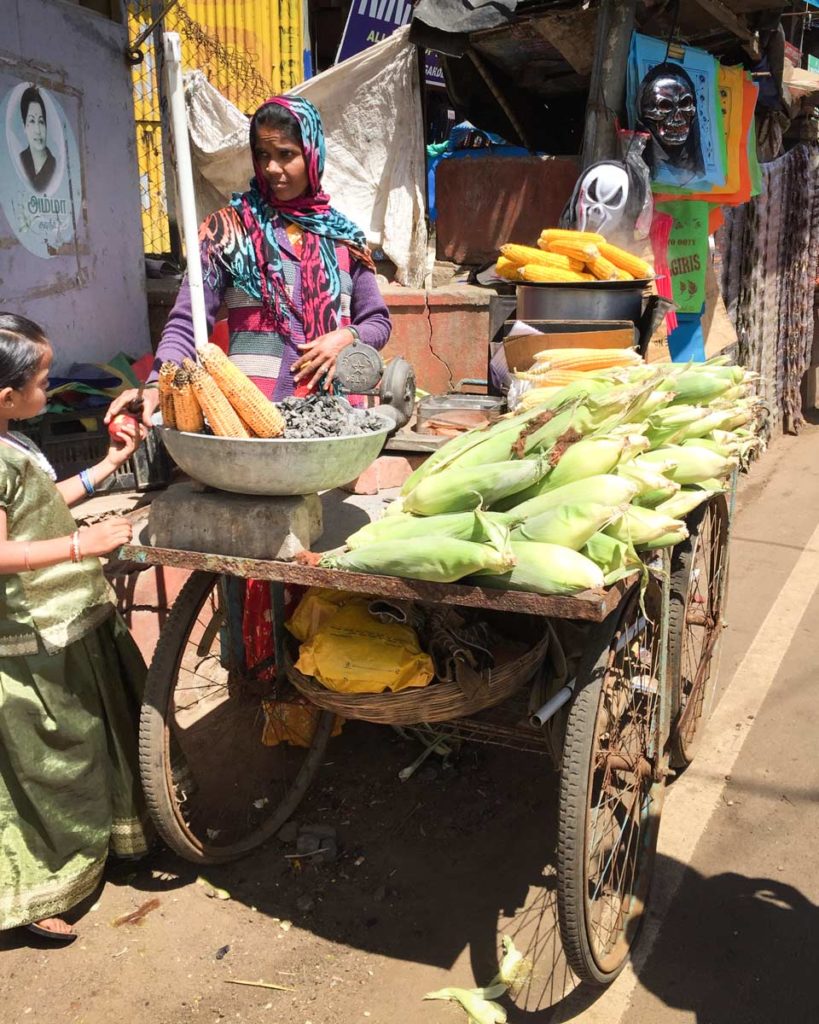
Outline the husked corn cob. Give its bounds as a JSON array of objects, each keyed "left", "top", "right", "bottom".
[
  {"left": 518, "top": 264, "right": 592, "bottom": 284},
  {"left": 534, "top": 347, "right": 642, "bottom": 372},
  {"left": 546, "top": 239, "right": 601, "bottom": 262},
  {"left": 598, "top": 242, "right": 654, "bottom": 279},
  {"left": 171, "top": 367, "right": 205, "bottom": 434},
  {"left": 502, "top": 244, "right": 583, "bottom": 273},
  {"left": 158, "top": 361, "right": 178, "bottom": 429},
  {"left": 199, "top": 343, "right": 285, "bottom": 438},
  {"left": 515, "top": 368, "right": 587, "bottom": 384},
  {"left": 540, "top": 229, "right": 605, "bottom": 245},
  {"left": 587, "top": 255, "right": 633, "bottom": 282},
  {"left": 495, "top": 255, "right": 520, "bottom": 281},
  {"left": 185, "top": 360, "right": 250, "bottom": 438}
]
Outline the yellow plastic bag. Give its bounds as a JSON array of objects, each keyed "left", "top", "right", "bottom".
[
  {"left": 287, "top": 587, "right": 353, "bottom": 642},
  {"left": 296, "top": 601, "right": 435, "bottom": 694},
  {"left": 261, "top": 700, "right": 343, "bottom": 747}
]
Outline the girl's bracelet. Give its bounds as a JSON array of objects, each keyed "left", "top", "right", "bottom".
[
  {"left": 79, "top": 468, "right": 95, "bottom": 497},
  {"left": 70, "top": 530, "right": 82, "bottom": 564}
]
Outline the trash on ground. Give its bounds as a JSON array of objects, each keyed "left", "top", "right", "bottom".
[{"left": 112, "top": 897, "right": 161, "bottom": 927}]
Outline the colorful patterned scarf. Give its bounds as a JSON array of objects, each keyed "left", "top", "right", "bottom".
[{"left": 201, "top": 96, "right": 372, "bottom": 340}]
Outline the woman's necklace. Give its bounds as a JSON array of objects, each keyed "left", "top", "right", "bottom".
[{"left": 0, "top": 431, "right": 57, "bottom": 480}]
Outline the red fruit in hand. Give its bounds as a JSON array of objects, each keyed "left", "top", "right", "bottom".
[{"left": 108, "top": 412, "right": 138, "bottom": 441}]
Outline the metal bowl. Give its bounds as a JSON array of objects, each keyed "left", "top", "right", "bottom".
[{"left": 156, "top": 415, "right": 392, "bottom": 496}]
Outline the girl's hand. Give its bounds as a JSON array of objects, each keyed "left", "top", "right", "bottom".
[
  {"left": 79, "top": 517, "right": 134, "bottom": 557},
  {"left": 105, "top": 418, "right": 147, "bottom": 469},
  {"left": 105, "top": 388, "right": 160, "bottom": 430},
  {"left": 291, "top": 328, "right": 354, "bottom": 390}
]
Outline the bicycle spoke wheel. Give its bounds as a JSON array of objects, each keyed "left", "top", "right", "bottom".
[
  {"left": 669, "top": 495, "right": 729, "bottom": 769},
  {"left": 558, "top": 580, "right": 666, "bottom": 984},
  {"left": 139, "top": 572, "right": 333, "bottom": 863}
]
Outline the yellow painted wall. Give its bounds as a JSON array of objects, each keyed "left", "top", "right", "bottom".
[{"left": 128, "top": 0, "right": 304, "bottom": 254}]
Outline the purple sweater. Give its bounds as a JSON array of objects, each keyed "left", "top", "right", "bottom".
[{"left": 151, "top": 261, "right": 392, "bottom": 392}]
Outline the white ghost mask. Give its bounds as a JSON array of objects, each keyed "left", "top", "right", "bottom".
[{"left": 573, "top": 162, "right": 630, "bottom": 234}]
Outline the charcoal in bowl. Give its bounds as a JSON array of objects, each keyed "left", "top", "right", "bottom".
[{"left": 279, "top": 395, "right": 383, "bottom": 439}]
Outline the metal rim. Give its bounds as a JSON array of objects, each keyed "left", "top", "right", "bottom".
[
  {"left": 516, "top": 279, "right": 653, "bottom": 291},
  {"left": 582, "top": 586, "right": 664, "bottom": 975},
  {"left": 156, "top": 414, "right": 393, "bottom": 445}
]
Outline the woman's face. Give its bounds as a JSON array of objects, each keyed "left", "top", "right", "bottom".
[
  {"left": 24, "top": 101, "right": 47, "bottom": 154},
  {"left": 253, "top": 126, "right": 309, "bottom": 201}
]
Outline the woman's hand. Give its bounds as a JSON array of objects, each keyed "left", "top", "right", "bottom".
[
  {"left": 291, "top": 328, "right": 354, "bottom": 390},
  {"left": 79, "top": 517, "right": 134, "bottom": 557},
  {"left": 105, "top": 387, "right": 160, "bottom": 430},
  {"left": 104, "top": 417, "right": 147, "bottom": 469}
]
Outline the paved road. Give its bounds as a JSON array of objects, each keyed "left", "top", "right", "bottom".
[{"left": 558, "top": 420, "right": 819, "bottom": 1024}]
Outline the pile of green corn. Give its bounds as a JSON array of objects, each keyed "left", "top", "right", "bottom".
[{"left": 320, "top": 359, "right": 761, "bottom": 596}]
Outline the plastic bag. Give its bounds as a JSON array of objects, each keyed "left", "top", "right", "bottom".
[
  {"left": 261, "top": 700, "right": 342, "bottom": 747},
  {"left": 287, "top": 587, "right": 353, "bottom": 643},
  {"left": 295, "top": 601, "right": 435, "bottom": 694}
]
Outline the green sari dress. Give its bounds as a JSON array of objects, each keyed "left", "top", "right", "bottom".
[{"left": 0, "top": 436, "right": 149, "bottom": 930}]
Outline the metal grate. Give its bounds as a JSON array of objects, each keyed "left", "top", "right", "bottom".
[{"left": 126, "top": 1, "right": 304, "bottom": 258}]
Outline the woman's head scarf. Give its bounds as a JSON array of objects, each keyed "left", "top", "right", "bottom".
[{"left": 202, "top": 96, "right": 373, "bottom": 340}]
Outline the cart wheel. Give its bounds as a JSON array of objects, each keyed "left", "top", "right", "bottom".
[
  {"left": 557, "top": 579, "right": 666, "bottom": 985},
  {"left": 668, "top": 494, "right": 729, "bottom": 769},
  {"left": 139, "top": 571, "right": 334, "bottom": 864}
]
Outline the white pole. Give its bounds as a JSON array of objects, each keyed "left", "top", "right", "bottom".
[{"left": 163, "top": 32, "right": 209, "bottom": 352}]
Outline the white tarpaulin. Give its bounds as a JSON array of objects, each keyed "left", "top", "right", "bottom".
[{"left": 184, "top": 27, "right": 427, "bottom": 287}]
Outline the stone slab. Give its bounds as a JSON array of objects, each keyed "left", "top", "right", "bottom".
[{"left": 147, "top": 481, "right": 322, "bottom": 560}]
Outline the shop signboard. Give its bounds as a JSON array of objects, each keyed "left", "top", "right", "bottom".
[{"left": 336, "top": 0, "right": 446, "bottom": 88}]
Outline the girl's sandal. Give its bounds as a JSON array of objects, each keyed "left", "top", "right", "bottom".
[{"left": 26, "top": 920, "right": 77, "bottom": 944}]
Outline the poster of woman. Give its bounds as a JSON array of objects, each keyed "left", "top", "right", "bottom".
[{"left": 0, "top": 76, "right": 83, "bottom": 260}]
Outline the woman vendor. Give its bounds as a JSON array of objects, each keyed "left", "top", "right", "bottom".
[{"left": 108, "top": 95, "right": 391, "bottom": 421}]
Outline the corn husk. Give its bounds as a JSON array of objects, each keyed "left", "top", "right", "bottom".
[
  {"left": 508, "top": 474, "right": 640, "bottom": 521},
  {"left": 654, "top": 487, "right": 721, "bottom": 519},
  {"left": 605, "top": 505, "right": 688, "bottom": 547},
  {"left": 470, "top": 541, "right": 604, "bottom": 595},
  {"left": 616, "top": 460, "right": 680, "bottom": 504},
  {"left": 582, "top": 532, "right": 642, "bottom": 584},
  {"left": 424, "top": 987, "right": 507, "bottom": 1024},
  {"left": 639, "top": 524, "right": 690, "bottom": 550},
  {"left": 322, "top": 515, "right": 514, "bottom": 583},
  {"left": 546, "top": 436, "right": 628, "bottom": 489},
  {"left": 512, "top": 502, "right": 622, "bottom": 550},
  {"left": 658, "top": 370, "right": 733, "bottom": 404},
  {"left": 635, "top": 445, "right": 736, "bottom": 485},
  {"left": 346, "top": 511, "right": 486, "bottom": 549},
  {"left": 403, "top": 457, "right": 548, "bottom": 516}
]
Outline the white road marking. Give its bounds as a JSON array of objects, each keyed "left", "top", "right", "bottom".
[{"left": 563, "top": 519, "right": 819, "bottom": 1023}]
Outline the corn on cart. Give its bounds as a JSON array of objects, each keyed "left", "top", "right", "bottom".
[{"left": 119, "top": 473, "right": 731, "bottom": 988}]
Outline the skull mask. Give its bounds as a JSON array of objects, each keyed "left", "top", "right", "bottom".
[
  {"left": 636, "top": 62, "right": 704, "bottom": 178},
  {"left": 640, "top": 75, "right": 696, "bottom": 148},
  {"left": 574, "top": 163, "right": 629, "bottom": 234}
]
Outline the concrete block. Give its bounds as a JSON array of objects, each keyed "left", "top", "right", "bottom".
[{"left": 147, "top": 481, "right": 323, "bottom": 559}]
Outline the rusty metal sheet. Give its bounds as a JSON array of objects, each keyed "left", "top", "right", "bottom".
[
  {"left": 435, "top": 155, "right": 579, "bottom": 264},
  {"left": 117, "top": 540, "right": 634, "bottom": 623}
]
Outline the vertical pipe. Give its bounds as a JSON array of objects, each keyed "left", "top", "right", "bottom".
[
  {"left": 163, "top": 32, "right": 209, "bottom": 350},
  {"left": 581, "top": 0, "right": 638, "bottom": 168}
]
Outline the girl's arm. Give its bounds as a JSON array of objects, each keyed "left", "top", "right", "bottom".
[
  {"left": 0, "top": 509, "right": 133, "bottom": 573},
  {"left": 56, "top": 421, "right": 144, "bottom": 507}
]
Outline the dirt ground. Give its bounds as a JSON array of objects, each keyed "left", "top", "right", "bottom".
[{"left": 0, "top": 724, "right": 577, "bottom": 1024}]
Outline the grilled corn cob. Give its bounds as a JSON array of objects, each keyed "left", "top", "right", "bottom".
[
  {"left": 518, "top": 264, "right": 592, "bottom": 284},
  {"left": 540, "top": 229, "right": 605, "bottom": 245},
  {"left": 171, "top": 367, "right": 204, "bottom": 434},
  {"left": 502, "top": 244, "right": 584, "bottom": 272},
  {"left": 597, "top": 242, "right": 654, "bottom": 279},
  {"left": 199, "top": 343, "right": 285, "bottom": 438},
  {"left": 185, "top": 359, "right": 250, "bottom": 438},
  {"left": 546, "top": 239, "right": 601, "bottom": 262},
  {"left": 587, "top": 254, "right": 633, "bottom": 282},
  {"left": 158, "top": 361, "right": 178, "bottom": 429},
  {"left": 495, "top": 255, "right": 520, "bottom": 281}
]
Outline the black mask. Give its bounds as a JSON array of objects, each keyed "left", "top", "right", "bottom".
[{"left": 636, "top": 62, "right": 704, "bottom": 179}]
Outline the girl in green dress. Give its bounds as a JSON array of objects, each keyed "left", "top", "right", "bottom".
[{"left": 0, "top": 313, "right": 150, "bottom": 944}]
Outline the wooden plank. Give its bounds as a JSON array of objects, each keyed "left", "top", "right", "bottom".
[
  {"left": 118, "top": 541, "right": 634, "bottom": 623},
  {"left": 690, "top": 0, "right": 760, "bottom": 58}
]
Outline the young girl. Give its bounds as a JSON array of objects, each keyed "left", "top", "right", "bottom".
[{"left": 0, "top": 313, "right": 150, "bottom": 944}]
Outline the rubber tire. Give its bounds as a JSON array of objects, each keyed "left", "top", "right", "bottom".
[
  {"left": 668, "top": 495, "right": 729, "bottom": 770},
  {"left": 557, "top": 587, "right": 665, "bottom": 985},
  {"left": 138, "top": 571, "right": 333, "bottom": 864}
]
